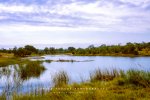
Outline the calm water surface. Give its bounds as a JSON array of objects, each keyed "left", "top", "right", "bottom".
[
  {"left": 29, "top": 55, "right": 150, "bottom": 84},
  {"left": 0, "top": 55, "right": 150, "bottom": 94}
]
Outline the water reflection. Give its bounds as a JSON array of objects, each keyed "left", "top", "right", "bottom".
[{"left": 0, "top": 55, "right": 150, "bottom": 96}]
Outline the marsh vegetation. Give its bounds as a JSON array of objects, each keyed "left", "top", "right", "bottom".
[
  {"left": 0, "top": 42, "right": 150, "bottom": 99},
  {"left": 0, "top": 67, "right": 150, "bottom": 100}
]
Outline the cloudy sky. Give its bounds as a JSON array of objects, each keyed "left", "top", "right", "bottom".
[{"left": 0, "top": 0, "right": 150, "bottom": 49}]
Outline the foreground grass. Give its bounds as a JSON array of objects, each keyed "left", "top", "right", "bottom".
[{"left": 1, "top": 68, "right": 150, "bottom": 100}]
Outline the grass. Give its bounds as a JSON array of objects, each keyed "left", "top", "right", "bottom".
[
  {"left": 52, "top": 71, "right": 70, "bottom": 87},
  {"left": 44, "top": 60, "right": 53, "bottom": 63},
  {"left": 1, "top": 68, "right": 150, "bottom": 100},
  {"left": 56, "top": 59, "right": 75, "bottom": 62},
  {"left": 0, "top": 53, "right": 14, "bottom": 63},
  {"left": 138, "top": 50, "right": 150, "bottom": 56},
  {"left": 90, "top": 68, "right": 119, "bottom": 82},
  {"left": 14, "top": 60, "right": 46, "bottom": 80},
  {"left": 0, "top": 57, "right": 31, "bottom": 67}
]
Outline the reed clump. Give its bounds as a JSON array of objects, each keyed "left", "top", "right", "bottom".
[
  {"left": 1, "top": 68, "right": 150, "bottom": 100},
  {"left": 90, "top": 68, "right": 150, "bottom": 88},
  {"left": 125, "top": 69, "right": 150, "bottom": 88},
  {"left": 52, "top": 71, "right": 70, "bottom": 87},
  {"left": 14, "top": 61, "right": 46, "bottom": 80},
  {"left": 44, "top": 60, "right": 53, "bottom": 63},
  {"left": 90, "top": 68, "right": 119, "bottom": 82}
]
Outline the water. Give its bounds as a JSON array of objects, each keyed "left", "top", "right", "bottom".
[
  {"left": 27, "top": 55, "right": 150, "bottom": 85},
  {"left": 1, "top": 55, "right": 150, "bottom": 95}
]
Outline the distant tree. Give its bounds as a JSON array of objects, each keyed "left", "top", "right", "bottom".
[
  {"left": 38, "top": 50, "right": 44, "bottom": 56},
  {"left": 88, "top": 45, "right": 94, "bottom": 50},
  {"left": 68, "top": 47, "right": 76, "bottom": 52},
  {"left": 35, "top": 49, "right": 39, "bottom": 54},
  {"left": 2, "top": 48, "right": 7, "bottom": 53},
  {"left": 44, "top": 47, "right": 49, "bottom": 54},
  {"left": 59, "top": 48, "right": 63, "bottom": 51},
  {"left": 100, "top": 44, "right": 106, "bottom": 48},
  {"left": 49, "top": 47, "right": 56, "bottom": 54},
  {"left": 15, "top": 47, "right": 26, "bottom": 57},
  {"left": 8, "top": 48, "right": 12, "bottom": 53},
  {"left": 24, "top": 45, "right": 36, "bottom": 53}
]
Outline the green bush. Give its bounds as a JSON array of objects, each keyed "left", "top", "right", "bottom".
[
  {"left": 14, "top": 61, "right": 46, "bottom": 80},
  {"left": 52, "top": 71, "right": 70, "bottom": 87},
  {"left": 90, "top": 68, "right": 119, "bottom": 82}
]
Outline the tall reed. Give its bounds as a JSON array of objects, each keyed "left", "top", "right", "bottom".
[{"left": 52, "top": 71, "right": 70, "bottom": 87}]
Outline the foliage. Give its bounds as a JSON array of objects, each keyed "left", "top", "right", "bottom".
[
  {"left": 52, "top": 71, "right": 70, "bottom": 87},
  {"left": 0, "top": 70, "right": 150, "bottom": 100},
  {"left": 14, "top": 61, "right": 46, "bottom": 80},
  {"left": 73, "top": 42, "right": 150, "bottom": 56},
  {"left": 68, "top": 47, "right": 76, "bottom": 53},
  {"left": 90, "top": 68, "right": 119, "bottom": 82},
  {"left": 0, "top": 41, "right": 150, "bottom": 56}
]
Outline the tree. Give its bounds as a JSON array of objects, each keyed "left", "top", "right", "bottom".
[
  {"left": 49, "top": 47, "right": 56, "bottom": 54},
  {"left": 1, "top": 48, "right": 7, "bottom": 53},
  {"left": 88, "top": 45, "right": 94, "bottom": 50},
  {"left": 44, "top": 47, "right": 49, "bottom": 54},
  {"left": 8, "top": 48, "right": 12, "bottom": 53},
  {"left": 24, "top": 45, "right": 36, "bottom": 53},
  {"left": 68, "top": 47, "right": 75, "bottom": 52},
  {"left": 15, "top": 47, "right": 26, "bottom": 57}
]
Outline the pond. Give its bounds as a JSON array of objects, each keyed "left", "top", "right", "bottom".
[
  {"left": 27, "top": 55, "right": 150, "bottom": 85},
  {"left": 0, "top": 55, "right": 150, "bottom": 95}
]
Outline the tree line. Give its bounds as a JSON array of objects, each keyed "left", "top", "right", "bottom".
[
  {"left": 0, "top": 45, "right": 76, "bottom": 57},
  {"left": 0, "top": 42, "right": 150, "bottom": 57},
  {"left": 74, "top": 42, "right": 150, "bottom": 55}
]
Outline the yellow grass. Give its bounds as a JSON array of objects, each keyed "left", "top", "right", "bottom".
[
  {"left": 0, "top": 53, "right": 14, "bottom": 57},
  {"left": 138, "top": 50, "right": 150, "bottom": 56},
  {"left": 0, "top": 53, "right": 14, "bottom": 62}
]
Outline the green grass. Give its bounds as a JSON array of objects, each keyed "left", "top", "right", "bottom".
[
  {"left": 14, "top": 60, "right": 46, "bottom": 80},
  {"left": 44, "top": 60, "right": 53, "bottom": 63},
  {"left": 52, "top": 70, "right": 70, "bottom": 87},
  {"left": 0, "top": 57, "right": 31, "bottom": 67},
  {"left": 1, "top": 67, "right": 150, "bottom": 99},
  {"left": 90, "top": 68, "right": 119, "bottom": 82}
]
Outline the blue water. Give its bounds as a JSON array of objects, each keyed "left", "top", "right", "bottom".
[{"left": 0, "top": 55, "right": 150, "bottom": 95}]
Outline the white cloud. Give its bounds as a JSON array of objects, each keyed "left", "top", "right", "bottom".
[
  {"left": 119, "top": 0, "right": 150, "bottom": 7},
  {"left": 0, "top": 0, "right": 150, "bottom": 33}
]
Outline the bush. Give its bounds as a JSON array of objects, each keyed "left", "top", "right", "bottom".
[
  {"left": 45, "top": 60, "right": 53, "bottom": 63},
  {"left": 126, "top": 69, "right": 150, "bottom": 87},
  {"left": 52, "top": 71, "right": 70, "bottom": 87},
  {"left": 90, "top": 68, "right": 119, "bottom": 82},
  {"left": 133, "top": 50, "right": 139, "bottom": 55},
  {"left": 14, "top": 61, "right": 46, "bottom": 80},
  {"left": 118, "top": 78, "right": 125, "bottom": 85}
]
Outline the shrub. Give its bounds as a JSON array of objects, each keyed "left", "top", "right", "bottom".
[
  {"left": 90, "top": 68, "right": 119, "bottom": 82},
  {"left": 45, "top": 60, "right": 53, "bottom": 63},
  {"left": 14, "top": 61, "right": 46, "bottom": 80},
  {"left": 52, "top": 71, "right": 70, "bottom": 87},
  {"left": 126, "top": 69, "right": 150, "bottom": 87}
]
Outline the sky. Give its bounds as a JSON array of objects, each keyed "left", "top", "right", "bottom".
[{"left": 0, "top": 0, "right": 150, "bottom": 49}]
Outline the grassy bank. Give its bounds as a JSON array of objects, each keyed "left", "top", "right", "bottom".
[
  {"left": 1, "top": 68, "right": 150, "bottom": 100},
  {"left": 0, "top": 53, "right": 52, "bottom": 67}
]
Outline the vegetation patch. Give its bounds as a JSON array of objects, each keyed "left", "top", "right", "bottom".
[
  {"left": 14, "top": 60, "right": 46, "bottom": 80},
  {"left": 45, "top": 60, "right": 53, "bottom": 63},
  {"left": 52, "top": 70, "right": 70, "bottom": 87},
  {"left": 1, "top": 68, "right": 150, "bottom": 99}
]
